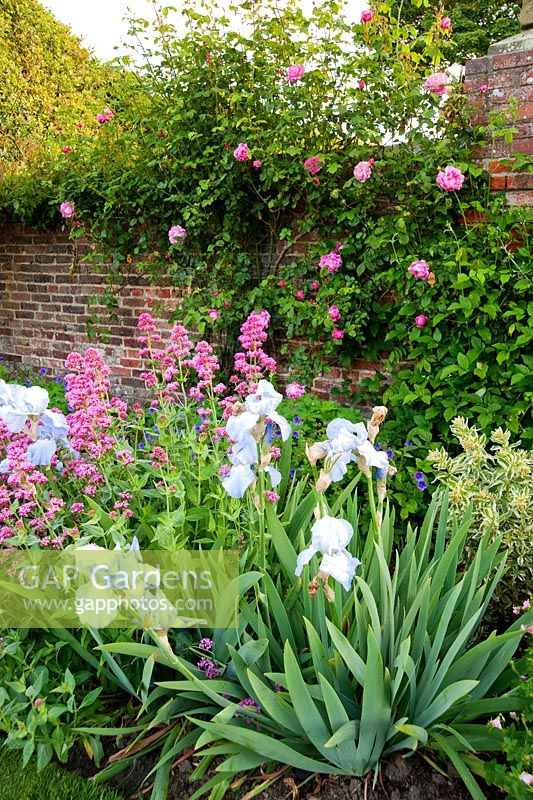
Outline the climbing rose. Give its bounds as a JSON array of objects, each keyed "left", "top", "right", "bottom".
[
  {"left": 319, "top": 251, "right": 342, "bottom": 273},
  {"left": 234, "top": 142, "right": 250, "bottom": 162},
  {"left": 304, "top": 156, "right": 322, "bottom": 176},
  {"left": 332, "top": 328, "right": 344, "bottom": 340},
  {"left": 286, "top": 64, "right": 305, "bottom": 82},
  {"left": 60, "top": 201, "right": 76, "bottom": 219},
  {"left": 353, "top": 160, "right": 373, "bottom": 182},
  {"left": 328, "top": 305, "right": 341, "bottom": 322},
  {"left": 440, "top": 16, "right": 451, "bottom": 29},
  {"left": 252, "top": 160, "right": 262, "bottom": 168},
  {"left": 424, "top": 72, "right": 449, "bottom": 95},
  {"left": 168, "top": 225, "right": 186, "bottom": 244},
  {"left": 285, "top": 382, "right": 306, "bottom": 399},
  {"left": 296, "top": 290, "right": 305, "bottom": 300},
  {"left": 408, "top": 260, "right": 430, "bottom": 280},
  {"left": 415, "top": 315, "right": 428, "bottom": 328},
  {"left": 436, "top": 165, "right": 465, "bottom": 191},
  {"left": 360, "top": 9, "right": 373, "bottom": 22},
  {"left": 208, "top": 309, "right": 220, "bottom": 320}
]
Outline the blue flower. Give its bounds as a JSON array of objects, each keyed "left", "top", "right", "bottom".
[
  {"left": 292, "top": 431, "right": 299, "bottom": 440},
  {"left": 374, "top": 442, "right": 382, "bottom": 450},
  {"left": 376, "top": 467, "right": 386, "bottom": 481},
  {"left": 289, "top": 468, "right": 296, "bottom": 479},
  {"left": 264, "top": 421, "right": 274, "bottom": 445},
  {"left": 385, "top": 448, "right": 394, "bottom": 459},
  {"left": 148, "top": 408, "right": 156, "bottom": 414},
  {"left": 292, "top": 415, "right": 302, "bottom": 426},
  {"left": 414, "top": 470, "right": 425, "bottom": 481},
  {"left": 39, "top": 368, "right": 47, "bottom": 375},
  {"left": 417, "top": 479, "right": 427, "bottom": 491},
  {"left": 54, "top": 376, "right": 63, "bottom": 384},
  {"left": 404, "top": 440, "right": 414, "bottom": 447},
  {"left": 0, "top": 356, "right": 5, "bottom": 363},
  {"left": 25, "top": 379, "right": 32, "bottom": 387}
]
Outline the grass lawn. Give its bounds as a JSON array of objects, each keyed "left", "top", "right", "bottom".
[{"left": 0, "top": 749, "right": 122, "bottom": 800}]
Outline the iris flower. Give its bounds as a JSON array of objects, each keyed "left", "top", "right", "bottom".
[{"left": 295, "top": 515, "right": 360, "bottom": 591}]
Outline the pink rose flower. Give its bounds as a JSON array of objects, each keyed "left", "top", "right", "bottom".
[
  {"left": 168, "top": 225, "right": 186, "bottom": 244},
  {"left": 358, "top": 80, "right": 366, "bottom": 89},
  {"left": 208, "top": 309, "right": 220, "bottom": 320},
  {"left": 60, "top": 201, "right": 76, "bottom": 219},
  {"left": 319, "top": 250, "right": 343, "bottom": 273},
  {"left": 96, "top": 108, "right": 114, "bottom": 124},
  {"left": 296, "top": 290, "right": 305, "bottom": 300},
  {"left": 353, "top": 160, "right": 373, "bottom": 182},
  {"left": 332, "top": 328, "right": 344, "bottom": 340},
  {"left": 436, "top": 165, "right": 465, "bottom": 191},
  {"left": 328, "top": 305, "right": 341, "bottom": 322},
  {"left": 479, "top": 85, "right": 489, "bottom": 93},
  {"left": 252, "top": 160, "right": 262, "bottom": 168},
  {"left": 285, "top": 382, "right": 306, "bottom": 399},
  {"left": 286, "top": 64, "right": 305, "bottom": 82},
  {"left": 311, "top": 281, "right": 319, "bottom": 290},
  {"left": 415, "top": 315, "right": 428, "bottom": 328},
  {"left": 360, "top": 9, "right": 373, "bottom": 23},
  {"left": 408, "top": 260, "right": 431, "bottom": 280},
  {"left": 304, "top": 156, "right": 322, "bottom": 176},
  {"left": 278, "top": 280, "right": 286, "bottom": 287},
  {"left": 234, "top": 142, "right": 250, "bottom": 161},
  {"left": 440, "top": 16, "right": 451, "bottom": 30},
  {"left": 424, "top": 72, "right": 449, "bottom": 96}
]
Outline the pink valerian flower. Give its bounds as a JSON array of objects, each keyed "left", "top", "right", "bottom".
[
  {"left": 234, "top": 142, "right": 250, "bottom": 162},
  {"left": 332, "top": 328, "right": 345, "bottom": 340},
  {"left": 285, "top": 382, "right": 306, "bottom": 399},
  {"left": 270, "top": 446, "right": 281, "bottom": 458},
  {"left": 440, "top": 16, "right": 451, "bottom": 29},
  {"left": 231, "top": 310, "right": 277, "bottom": 388},
  {"left": 70, "top": 502, "right": 84, "bottom": 514},
  {"left": 264, "top": 490, "right": 280, "bottom": 503},
  {"left": 219, "top": 464, "right": 231, "bottom": 477},
  {"left": 168, "top": 225, "right": 186, "bottom": 244},
  {"left": 353, "top": 159, "right": 374, "bottom": 182},
  {"left": 150, "top": 446, "right": 169, "bottom": 467},
  {"left": 198, "top": 638, "right": 214, "bottom": 651},
  {"left": 286, "top": 64, "right": 305, "bottom": 82},
  {"left": 208, "top": 309, "right": 220, "bottom": 321},
  {"left": 169, "top": 324, "right": 193, "bottom": 359},
  {"left": 360, "top": 9, "right": 373, "bottom": 23},
  {"left": 252, "top": 160, "right": 262, "bottom": 168},
  {"left": 319, "top": 250, "right": 343, "bottom": 273},
  {"left": 197, "top": 657, "right": 220, "bottom": 679},
  {"left": 415, "top": 315, "right": 429, "bottom": 328},
  {"left": 60, "top": 201, "right": 76, "bottom": 219},
  {"left": 424, "top": 72, "right": 449, "bottom": 96},
  {"left": 304, "top": 156, "right": 322, "bottom": 176},
  {"left": 186, "top": 341, "right": 220, "bottom": 389},
  {"left": 437, "top": 165, "right": 465, "bottom": 191},
  {"left": 328, "top": 305, "right": 341, "bottom": 322},
  {"left": 137, "top": 313, "right": 157, "bottom": 334},
  {"left": 479, "top": 85, "right": 490, "bottom": 93},
  {"left": 408, "top": 260, "right": 431, "bottom": 280},
  {"left": 96, "top": 108, "right": 114, "bottom": 124}
]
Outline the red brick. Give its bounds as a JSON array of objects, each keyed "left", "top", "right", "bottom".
[
  {"left": 492, "top": 52, "right": 529, "bottom": 71},
  {"left": 490, "top": 175, "right": 507, "bottom": 190},
  {"left": 506, "top": 173, "right": 533, "bottom": 190},
  {"left": 507, "top": 190, "right": 533, "bottom": 205},
  {"left": 465, "top": 56, "right": 489, "bottom": 76}
]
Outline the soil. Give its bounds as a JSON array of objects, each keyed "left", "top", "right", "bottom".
[{"left": 70, "top": 745, "right": 505, "bottom": 800}]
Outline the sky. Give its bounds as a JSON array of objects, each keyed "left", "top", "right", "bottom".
[{"left": 42, "top": 0, "right": 367, "bottom": 61}]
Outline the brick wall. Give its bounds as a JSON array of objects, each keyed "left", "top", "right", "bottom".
[
  {"left": 0, "top": 223, "right": 385, "bottom": 399},
  {"left": 0, "top": 224, "right": 186, "bottom": 395},
  {"left": 464, "top": 46, "right": 533, "bottom": 205}
]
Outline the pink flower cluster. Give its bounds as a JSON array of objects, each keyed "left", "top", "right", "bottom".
[
  {"left": 234, "top": 142, "right": 251, "bottom": 162},
  {"left": 319, "top": 247, "right": 343, "bottom": 274},
  {"left": 424, "top": 72, "right": 449, "bottom": 96},
  {"left": 360, "top": 9, "right": 373, "bottom": 23},
  {"left": 353, "top": 159, "right": 374, "bottom": 182},
  {"left": 168, "top": 225, "right": 186, "bottom": 244},
  {"left": 408, "top": 260, "right": 430, "bottom": 280},
  {"left": 96, "top": 108, "right": 114, "bottom": 124},
  {"left": 304, "top": 156, "right": 322, "bottom": 176},
  {"left": 328, "top": 305, "right": 341, "bottom": 322},
  {"left": 60, "top": 201, "right": 76, "bottom": 220},
  {"left": 436, "top": 165, "right": 465, "bottom": 191},
  {"left": 286, "top": 64, "right": 305, "bottom": 82},
  {"left": 231, "top": 310, "right": 276, "bottom": 393},
  {"left": 285, "top": 382, "right": 306, "bottom": 399}
]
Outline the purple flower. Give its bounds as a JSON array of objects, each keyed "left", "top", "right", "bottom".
[
  {"left": 292, "top": 415, "right": 302, "bottom": 426},
  {"left": 404, "top": 440, "right": 414, "bottom": 447},
  {"left": 168, "top": 225, "right": 186, "bottom": 244},
  {"left": 417, "top": 479, "right": 428, "bottom": 491},
  {"left": 60, "top": 201, "right": 76, "bottom": 219},
  {"left": 414, "top": 471, "right": 425, "bottom": 480},
  {"left": 292, "top": 431, "right": 299, "bottom": 440},
  {"left": 198, "top": 638, "right": 214, "bottom": 651},
  {"left": 385, "top": 448, "right": 394, "bottom": 459},
  {"left": 197, "top": 657, "right": 220, "bottom": 679}
]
